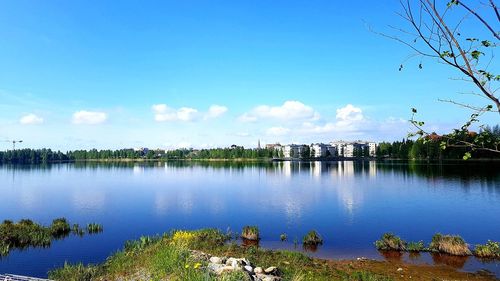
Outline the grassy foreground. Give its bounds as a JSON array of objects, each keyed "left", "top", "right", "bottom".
[{"left": 49, "top": 229, "right": 497, "bottom": 281}]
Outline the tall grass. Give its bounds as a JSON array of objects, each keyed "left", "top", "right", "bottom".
[
  {"left": 303, "top": 230, "right": 323, "bottom": 246},
  {"left": 241, "top": 225, "right": 260, "bottom": 241},
  {"left": 374, "top": 233, "right": 406, "bottom": 251},
  {"left": 429, "top": 233, "right": 472, "bottom": 256},
  {"left": 474, "top": 240, "right": 500, "bottom": 259}
]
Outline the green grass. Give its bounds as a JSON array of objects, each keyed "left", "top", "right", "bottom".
[
  {"left": 302, "top": 230, "right": 323, "bottom": 245},
  {"left": 0, "top": 218, "right": 101, "bottom": 258},
  {"left": 406, "top": 241, "right": 426, "bottom": 252},
  {"left": 280, "top": 233, "right": 288, "bottom": 242},
  {"left": 429, "top": 233, "right": 472, "bottom": 256},
  {"left": 48, "top": 228, "right": 393, "bottom": 281},
  {"left": 86, "top": 223, "right": 103, "bottom": 234},
  {"left": 374, "top": 233, "right": 406, "bottom": 251},
  {"left": 241, "top": 225, "right": 260, "bottom": 241},
  {"left": 341, "top": 271, "right": 393, "bottom": 281},
  {"left": 474, "top": 240, "right": 500, "bottom": 259}
]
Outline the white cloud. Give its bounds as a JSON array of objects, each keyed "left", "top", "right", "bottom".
[
  {"left": 19, "top": 114, "right": 44, "bottom": 125},
  {"left": 153, "top": 104, "right": 227, "bottom": 122},
  {"left": 237, "top": 113, "right": 258, "bottom": 123},
  {"left": 153, "top": 104, "right": 199, "bottom": 122},
  {"left": 205, "top": 105, "right": 228, "bottom": 119},
  {"left": 239, "top": 100, "right": 319, "bottom": 122},
  {"left": 266, "top": 126, "right": 291, "bottom": 136},
  {"left": 336, "top": 104, "right": 364, "bottom": 122},
  {"left": 72, "top": 111, "right": 107, "bottom": 125}
]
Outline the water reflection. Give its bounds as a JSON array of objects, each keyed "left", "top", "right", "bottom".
[
  {"left": 431, "top": 253, "right": 469, "bottom": 269},
  {"left": 0, "top": 160, "right": 499, "bottom": 278}
]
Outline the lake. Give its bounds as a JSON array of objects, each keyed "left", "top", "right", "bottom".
[{"left": 0, "top": 160, "right": 499, "bottom": 277}]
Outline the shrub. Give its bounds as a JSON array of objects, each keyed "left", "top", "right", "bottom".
[
  {"left": 241, "top": 226, "right": 260, "bottom": 241},
  {"left": 374, "top": 233, "right": 406, "bottom": 251},
  {"left": 406, "top": 241, "right": 425, "bottom": 252},
  {"left": 86, "top": 223, "right": 103, "bottom": 234},
  {"left": 51, "top": 218, "right": 71, "bottom": 237},
  {"left": 302, "top": 230, "right": 323, "bottom": 245},
  {"left": 474, "top": 240, "right": 500, "bottom": 259},
  {"left": 429, "top": 233, "right": 471, "bottom": 256},
  {"left": 280, "top": 233, "right": 287, "bottom": 242},
  {"left": 48, "top": 262, "right": 101, "bottom": 281}
]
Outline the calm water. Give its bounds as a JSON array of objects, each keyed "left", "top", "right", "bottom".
[{"left": 0, "top": 161, "right": 499, "bottom": 277}]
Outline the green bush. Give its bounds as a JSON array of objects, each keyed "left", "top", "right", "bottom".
[
  {"left": 241, "top": 226, "right": 260, "bottom": 241},
  {"left": 474, "top": 240, "right": 500, "bottom": 259},
  {"left": 374, "top": 233, "right": 406, "bottom": 251},
  {"left": 429, "top": 233, "right": 471, "bottom": 256},
  {"left": 302, "top": 230, "right": 323, "bottom": 245},
  {"left": 48, "top": 262, "right": 101, "bottom": 281},
  {"left": 406, "top": 241, "right": 425, "bottom": 252}
]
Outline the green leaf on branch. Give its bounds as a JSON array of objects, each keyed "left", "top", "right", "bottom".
[
  {"left": 471, "top": 50, "right": 484, "bottom": 60},
  {"left": 463, "top": 152, "right": 472, "bottom": 160}
]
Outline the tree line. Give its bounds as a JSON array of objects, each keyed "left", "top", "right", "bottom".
[
  {"left": 377, "top": 126, "right": 500, "bottom": 160},
  {"left": 1, "top": 126, "right": 498, "bottom": 164}
]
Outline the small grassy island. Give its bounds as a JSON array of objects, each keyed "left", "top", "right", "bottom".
[
  {"left": 49, "top": 228, "right": 498, "bottom": 281},
  {"left": 0, "top": 218, "right": 103, "bottom": 257},
  {"left": 375, "top": 232, "right": 500, "bottom": 259}
]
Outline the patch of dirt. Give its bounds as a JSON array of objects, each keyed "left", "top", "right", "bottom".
[{"left": 327, "top": 259, "right": 498, "bottom": 281}]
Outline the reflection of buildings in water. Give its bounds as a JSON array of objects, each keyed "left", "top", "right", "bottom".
[
  {"left": 336, "top": 161, "right": 355, "bottom": 178},
  {"left": 133, "top": 165, "right": 144, "bottom": 175},
  {"left": 369, "top": 161, "right": 377, "bottom": 178},
  {"left": 310, "top": 161, "right": 322, "bottom": 178},
  {"left": 72, "top": 189, "right": 106, "bottom": 211},
  {"left": 282, "top": 161, "right": 292, "bottom": 178}
]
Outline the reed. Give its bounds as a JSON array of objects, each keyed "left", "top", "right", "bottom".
[
  {"left": 241, "top": 225, "right": 260, "bottom": 241},
  {"left": 86, "top": 223, "right": 103, "bottom": 234},
  {"left": 302, "top": 230, "right": 323, "bottom": 246},
  {"left": 429, "top": 233, "right": 471, "bottom": 256},
  {"left": 474, "top": 240, "right": 500, "bottom": 259},
  {"left": 374, "top": 233, "right": 406, "bottom": 251}
]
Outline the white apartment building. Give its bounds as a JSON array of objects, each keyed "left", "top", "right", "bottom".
[
  {"left": 283, "top": 144, "right": 300, "bottom": 158},
  {"left": 310, "top": 143, "right": 327, "bottom": 158}
]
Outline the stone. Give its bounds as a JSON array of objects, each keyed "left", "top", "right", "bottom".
[
  {"left": 397, "top": 267, "right": 403, "bottom": 272},
  {"left": 254, "top": 267, "right": 264, "bottom": 274},
  {"left": 255, "top": 273, "right": 281, "bottom": 281},
  {"left": 207, "top": 263, "right": 225, "bottom": 273},
  {"left": 209, "top": 256, "right": 223, "bottom": 264},
  {"left": 244, "top": 265, "right": 253, "bottom": 273},
  {"left": 215, "top": 265, "right": 235, "bottom": 275},
  {"left": 264, "top": 266, "right": 278, "bottom": 274}
]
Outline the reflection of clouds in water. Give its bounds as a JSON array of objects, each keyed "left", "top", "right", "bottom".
[
  {"left": 283, "top": 196, "right": 303, "bottom": 226},
  {"left": 337, "top": 183, "right": 363, "bottom": 224},
  {"left": 178, "top": 192, "right": 194, "bottom": 214},
  {"left": 72, "top": 190, "right": 106, "bottom": 211},
  {"left": 208, "top": 196, "right": 225, "bottom": 215},
  {"left": 155, "top": 193, "right": 171, "bottom": 216},
  {"left": 19, "top": 189, "right": 40, "bottom": 210}
]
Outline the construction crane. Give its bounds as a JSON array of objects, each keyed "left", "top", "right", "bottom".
[{"left": 2, "top": 139, "right": 23, "bottom": 150}]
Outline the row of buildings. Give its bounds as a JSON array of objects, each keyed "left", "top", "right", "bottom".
[{"left": 266, "top": 141, "right": 377, "bottom": 159}]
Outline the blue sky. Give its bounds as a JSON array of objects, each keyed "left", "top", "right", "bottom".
[{"left": 0, "top": 0, "right": 498, "bottom": 150}]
